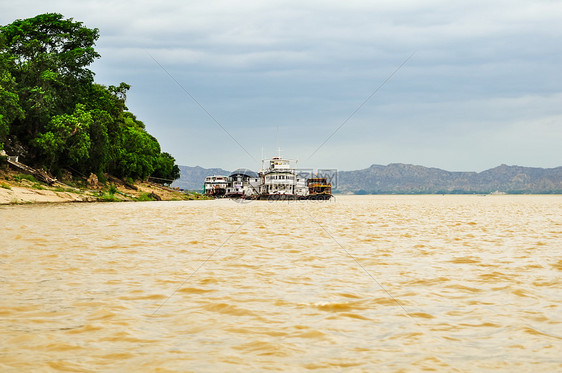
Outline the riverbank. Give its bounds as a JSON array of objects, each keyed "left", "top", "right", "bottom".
[{"left": 0, "top": 167, "right": 206, "bottom": 205}]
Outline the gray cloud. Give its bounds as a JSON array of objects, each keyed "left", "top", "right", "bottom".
[{"left": 2, "top": 0, "right": 561, "bottom": 171}]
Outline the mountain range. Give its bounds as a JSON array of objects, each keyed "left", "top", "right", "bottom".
[
  {"left": 172, "top": 165, "right": 230, "bottom": 191},
  {"left": 337, "top": 163, "right": 562, "bottom": 194},
  {"left": 172, "top": 164, "right": 562, "bottom": 194}
]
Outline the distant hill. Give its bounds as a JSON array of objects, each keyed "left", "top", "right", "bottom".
[
  {"left": 172, "top": 163, "right": 562, "bottom": 194},
  {"left": 171, "top": 165, "right": 230, "bottom": 191},
  {"left": 338, "top": 164, "right": 562, "bottom": 194}
]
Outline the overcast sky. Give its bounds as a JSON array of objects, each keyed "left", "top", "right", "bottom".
[{"left": 3, "top": 0, "right": 561, "bottom": 171}]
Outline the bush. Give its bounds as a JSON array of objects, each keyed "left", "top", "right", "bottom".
[
  {"left": 54, "top": 186, "right": 79, "bottom": 193},
  {"left": 97, "top": 173, "right": 107, "bottom": 184},
  {"left": 14, "top": 173, "right": 37, "bottom": 183},
  {"left": 136, "top": 192, "right": 156, "bottom": 201},
  {"left": 98, "top": 190, "right": 119, "bottom": 202}
]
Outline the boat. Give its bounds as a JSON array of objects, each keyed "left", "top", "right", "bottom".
[
  {"left": 306, "top": 177, "right": 333, "bottom": 200},
  {"left": 203, "top": 175, "right": 228, "bottom": 197},
  {"left": 204, "top": 155, "right": 333, "bottom": 200},
  {"left": 225, "top": 169, "right": 259, "bottom": 198},
  {"left": 256, "top": 156, "right": 302, "bottom": 200}
]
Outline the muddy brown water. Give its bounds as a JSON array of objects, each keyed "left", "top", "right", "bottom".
[{"left": 1, "top": 195, "right": 561, "bottom": 371}]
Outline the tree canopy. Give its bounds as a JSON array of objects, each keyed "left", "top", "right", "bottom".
[{"left": 0, "top": 13, "right": 180, "bottom": 182}]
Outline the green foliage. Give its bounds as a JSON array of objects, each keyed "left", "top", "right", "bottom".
[
  {"left": 1, "top": 13, "right": 100, "bottom": 140},
  {"left": 98, "top": 183, "right": 119, "bottom": 201},
  {"left": 58, "top": 186, "right": 81, "bottom": 194},
  {"left": 114, "top": 124, "right": 161, "bottom": 179},
  {"left": 14, "top": 173, "right": 37, "bottom": 182},
  {"left": 1, "top": 182, "right": 11, "bottom": 189},
  {"left": 96, "top": 172, "right": 107, "bottom": 184},
  {"left": 0, "top": 45, "right": 24, "bottom": 146},
  {"left": 88, "top": 109, "right": 111, "bottom": 174},
  {"left": 0, "top": 13, "right": 180, "bottom": 182},
  {"left": 98, "top": 191, "right": 120, "bottom": 202},
  {"left": 32, "top": 103, "right": 93, "bottom": 172},
  {"left": 152, "top": 152, "right": 181, "bottom": 182},
  {"left": 136, "top": 192, "right": 157, "bottom": 201}
]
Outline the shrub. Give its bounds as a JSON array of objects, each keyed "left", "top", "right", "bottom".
[
  {"left": 98, "top": 191, "right": 119, "bottom": 202},
  {"left": 97, "top": 173, "right": 107, "bottom": 184},
  {"left": 14, "top": 173, "right": 37, "bottom": 183},
  {"left": 136, "top": 192, "right": 156, "bottom": 201}
]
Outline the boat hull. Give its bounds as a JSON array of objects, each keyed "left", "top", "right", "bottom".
[
  {"left": 249, "top": 193, "right": 333, "bottom": 201},
  {"left": 254, "top": 194, "right": 300, "bottom": 201},
  {"left": 306, "top": 193, "right": 333, "bottom": 200}
]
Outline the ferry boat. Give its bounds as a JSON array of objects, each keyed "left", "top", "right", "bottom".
[
  {"left": 203, "top": 175, "right": 228, "bottom": 197},
  {"left": 225, "top": 169, "right": 259, "bottom": 198},
  {"left": 256, "top": 156, "right": 299, "bottom": 200},
  {"left": 204, "top": 156, "right": 333, "bottom": 200},
  {"left": 306, "top": 177, "right": 333, "bottom": 200}
]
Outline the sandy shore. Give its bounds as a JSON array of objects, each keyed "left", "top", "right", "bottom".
[
  {"left": 0, "top": 185, "right": 98, "bottom": 204},
  {"left": 0, "top": 168, "right": 202, "bottom": 205}
]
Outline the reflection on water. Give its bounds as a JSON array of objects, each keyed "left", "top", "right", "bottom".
[{"left": 1, "top": 196, "right": 561, "bottom": 371}]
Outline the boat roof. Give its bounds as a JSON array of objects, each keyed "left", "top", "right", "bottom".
[{"left": 230, "top": 168, "right": 258, "bottom": 178}]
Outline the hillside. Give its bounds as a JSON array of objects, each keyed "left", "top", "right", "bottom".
[
  {"left": 338, "top": 163, "right": 562, "bottom": 194},
  {"left": 171, "top": 165, "right": 230, "bottom": 191}
]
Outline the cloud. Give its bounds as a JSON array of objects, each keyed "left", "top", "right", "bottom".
[{"left": 2, "top": 0, "right": 562, "bottom": 171}]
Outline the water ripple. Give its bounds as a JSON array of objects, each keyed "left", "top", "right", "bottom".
[{"left": 1, "top": 196, "right": 561, "bottom": 371}]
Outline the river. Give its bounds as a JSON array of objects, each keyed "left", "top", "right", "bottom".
[{"left": 1, "top": 195, "right": 561, "bottom": 372}]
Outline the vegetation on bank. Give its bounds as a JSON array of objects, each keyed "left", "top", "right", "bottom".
[
  {"left": 0, "top": 166, "right": 209, "bottom": 204},
  {"left": 0, "top": 13, "right": 179, "bottom": 183}
]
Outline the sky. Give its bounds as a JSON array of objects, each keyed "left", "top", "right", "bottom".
[{"left": 2, "top": 0, "right": 561, "bottom": 172}]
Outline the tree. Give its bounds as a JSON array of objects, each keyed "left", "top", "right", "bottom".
[
  {"left": 0, "top": 69, "right": 24, "bottom": 149},
  {"left": 1, "top": 14, "right": 181, "bottom": 181},
  {"left": 0, "top": 13, "right": 99, "bottom": 140},
  {"left": 0, "top": 35, "right": 24, "bottom": 149},
  {"left": 152, "top": 152, "right": 181, "bottom": 181},
  {"left": 32, "top": 104, "right": 92, "bottom": 173},
  {"left": 87, "top": 109, "right": 111, "bottom": 175},
  {"left": 117, "top": 126, "right": 161, "bottom": 180}
]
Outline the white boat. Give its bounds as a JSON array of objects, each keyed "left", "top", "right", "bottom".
[
  {"left": 225, "top": 169, "right": 259, "bottom": 198},
  {"left": 203, "top": 175, "right": 228, "bottom": 197},
  {"left": 257, "top": 156, "right": 303, "bottom": 200}
]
